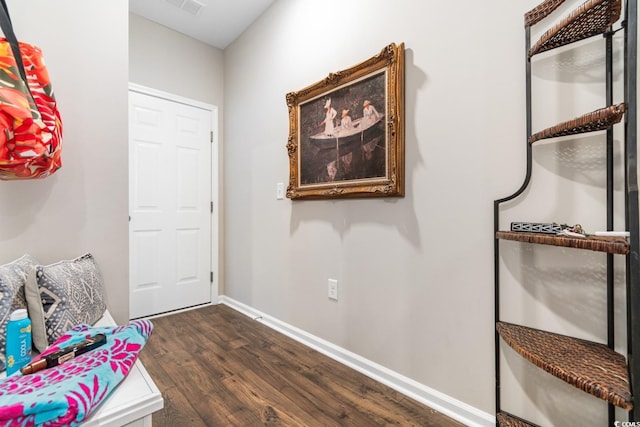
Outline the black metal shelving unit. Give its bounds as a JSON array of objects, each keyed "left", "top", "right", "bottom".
[{"left": 494, "top": 0, "right": 638, "bottom": 425}]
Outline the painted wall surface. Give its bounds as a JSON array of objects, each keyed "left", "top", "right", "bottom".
[
  {"left": 129, "top": 13, "right": 224, "bottom": 108},
  {"left": 223, "top": 0, "right": 626, "bottom": 425},
  {"left": 0, "top": 1, "right": 130, "bottom": 323}
]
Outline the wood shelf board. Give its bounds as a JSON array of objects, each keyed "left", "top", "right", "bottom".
[
  {"left": 497, "top": 322, "right": 632, "bottom": 410},
  {"left": 496, "top": 231, "right": 630, "bottom": 254},
  {"left": 529, "top": 0, "right": 622, "bottom": 57}
]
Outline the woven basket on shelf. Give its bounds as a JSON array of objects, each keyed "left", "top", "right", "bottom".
[
  {"left": 529, "top": 103, "right": 626, "bottom": 143},
  {"left": 525, "top": 0, "right": 567, "bottom": 27},
  {"left": 496, "top": 412, "right": 537, "bottom": 427},
  {"left": 529, "top": 0, "right": 621, "bottom": 57},
  {"left": 497, "top": 322, "right": 632, "bottom": 410}
]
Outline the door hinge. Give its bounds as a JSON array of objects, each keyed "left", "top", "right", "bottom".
[
  {"left": 210, "top": 131, "right": 213, "bottom": 143},
  {"left": 210, "top": 271, "right": 214, "bottom": 283},
  {"left": 211, "top": 201, "right": 214, "bottom": 213}
]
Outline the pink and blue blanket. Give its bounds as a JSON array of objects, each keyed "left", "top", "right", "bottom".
[{"left": 0, "top": 320, "right": 153, "bottom": 426}]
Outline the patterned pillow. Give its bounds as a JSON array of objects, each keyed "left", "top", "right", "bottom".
[
  {"left": 25, "top": 253, "right": 107, "bottom": 352},
  {"left": 0, "top": 254, "right": 38, "bottom": 371}
]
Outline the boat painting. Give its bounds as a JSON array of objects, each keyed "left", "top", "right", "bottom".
[
  {"left": 301, "top": 113, "right": 386, "bottom": 184},
  {"left": 309, "top": 115, "right": 385, "bottom": 150}
]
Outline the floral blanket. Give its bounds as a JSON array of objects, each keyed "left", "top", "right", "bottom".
[{"left": 0, "top": 320, "right": 153, "bottom": 426}]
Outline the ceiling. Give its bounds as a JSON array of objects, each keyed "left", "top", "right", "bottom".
[{"left": 129, "top": 0, "right": 275, "bottom": 49}]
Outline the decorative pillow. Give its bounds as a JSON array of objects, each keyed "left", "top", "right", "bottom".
[
  {"left": 0, "top": 254, "right": 38, "bottom": 371},
  {"left": 25, "top": 253, "right": 107, "bottom": 352}
]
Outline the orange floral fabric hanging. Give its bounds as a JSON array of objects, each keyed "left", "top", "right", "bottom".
[{"left": 0, "top": 2, "right": 62, "bottom": 180}]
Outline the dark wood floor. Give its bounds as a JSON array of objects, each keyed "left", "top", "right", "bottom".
[{"left": 139, "top": 304, "right": 464, "bottom": 427}]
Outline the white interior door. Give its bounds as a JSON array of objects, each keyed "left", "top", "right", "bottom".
[{"left": 129, "top": 87, "right": 214, "bottom": 318}]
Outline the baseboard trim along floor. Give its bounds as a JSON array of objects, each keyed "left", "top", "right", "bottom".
[{"left": 220, "top": 296, "right": 494, "bottom": 427}]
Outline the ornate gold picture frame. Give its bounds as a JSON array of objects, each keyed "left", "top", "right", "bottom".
[{"left": 286, "top": 43, "right": 405, "bottom": 200}]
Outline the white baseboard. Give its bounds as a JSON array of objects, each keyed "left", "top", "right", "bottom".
[{"left": 220, "top": 296, "right": 495, "bottom": 427}]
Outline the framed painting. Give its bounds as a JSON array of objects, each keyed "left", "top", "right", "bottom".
[{"left": 285, "top": 43, "right": 405, "bottom": 200}]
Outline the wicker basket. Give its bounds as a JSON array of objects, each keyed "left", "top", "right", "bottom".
[
  {"left": 497, "top": 322, "right": 632, "bottom": 410},
  {"left": 529, "top": 103, "right": 626, "bottom": 144},
  {"left": 497, "top": 412, "right": 538, "bottom": 427},
  {"left": 496, "top": 231, "right": 630, "bottom": 254},
  {"left": 525, "top": 0, "right": 567, "bottom": 27},
  {"left": 529, "top": 0, "right": 622, "bottom": 57}
]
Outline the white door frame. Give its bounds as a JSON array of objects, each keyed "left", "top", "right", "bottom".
[{"left": 128, "top": 83, "right": 220, "bottom": 314}]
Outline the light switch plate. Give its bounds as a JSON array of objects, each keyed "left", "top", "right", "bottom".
[{"left": 328, "top": 279, "right": 338, "bottom": 301}]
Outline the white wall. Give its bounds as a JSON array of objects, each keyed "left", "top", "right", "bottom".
[
  {"left": 0, "top": 1, "right": 129, "bottom": 323},
  {"left": 129, "top": 13, "right": 224, "bottom": 107},
  {"left": 223, "top": 0, "right": 626, "bottom": 425}
]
